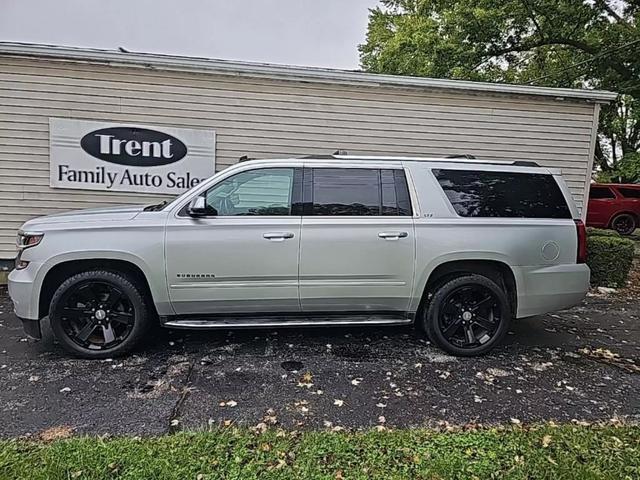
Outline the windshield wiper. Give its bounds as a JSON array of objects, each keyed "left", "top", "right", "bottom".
[{"left": 143, "top": 200, "right": 169, "bottom": 212}]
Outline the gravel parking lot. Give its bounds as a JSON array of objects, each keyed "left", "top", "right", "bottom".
[{"left": 0, "top": 284, "right": 638, "bottom": 438}]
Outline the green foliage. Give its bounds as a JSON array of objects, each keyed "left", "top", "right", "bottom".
[
  {"left": 360, "top": 1, "right": 640, "bottom": 172},
  {"left": 596, "top": 152, "right": 640, "bottom": 183},
  {"left": 587, "top": 234, "right": 635, "bottom": 287},
  {"left": 587, "top": 226, "right": 621, "bottom": 238},
  {"left": 0, "top": 426, "right": 639, "bottom": 479}
]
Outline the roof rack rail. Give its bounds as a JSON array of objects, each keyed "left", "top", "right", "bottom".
[
  {"left": 512, "top": 160, "right": 540, "bottom": 167},
  {"left": 445, "top": 154, "right": 476, "bottom": 159},
  {"left": 300, "top": 154, "right": 337, "bottom": 159},
  {"left": 301, "top": 149, "right": 348, "bottom": 159}
]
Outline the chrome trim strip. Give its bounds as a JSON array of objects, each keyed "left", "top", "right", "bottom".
[
  {"left": 164, "top": 317, "right": 413, "bottom": 329},
  {"left": 170, "top": 281, "right": 298, "bottom": 289}
]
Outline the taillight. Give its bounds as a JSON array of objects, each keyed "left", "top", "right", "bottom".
[{"left": 575, "top": 219, "right": 587, "bottom": 264}]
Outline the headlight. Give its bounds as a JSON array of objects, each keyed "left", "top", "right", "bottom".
[
  {"left": 15, "top": 231, "right": 44, "bottom": 270},
  {"left": 16, "top": 231, "right": 44, "bottom": 249}
]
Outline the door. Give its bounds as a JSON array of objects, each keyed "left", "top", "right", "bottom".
[
  {"left": 165, "top": 167, "right": 302, "bottom": 315},
  {"left": 586, "top": 186, "right": 617, "bottom": 227},
  {"left": 299, "top": 167, "right": 415, "bottom": 312}
]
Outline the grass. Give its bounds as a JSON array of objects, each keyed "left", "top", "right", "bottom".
[{"left": 0, "top": 425, "right": 638, "bottom": 479}]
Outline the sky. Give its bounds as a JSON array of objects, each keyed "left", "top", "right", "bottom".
[{"left": 0, "top": 0, "right": 379, "bottom": 69}]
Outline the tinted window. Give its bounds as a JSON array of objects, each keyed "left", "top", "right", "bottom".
[
  {"left": 433, "top": 169, "right": 571, "bottom": 219},
  {"left": 308, "top": 168, "right": 412, "bottom": 216},
  {"left": 618, "top": 187, "right": 640, "bottom": 199},
  {"left": 589, "top": 186, "right": 616, "bottom": 199},
  {"left": 381, "top": 169, "right": 412, "bottom": 216},
  {"left": 205, "top": 168, "right": 294, "bottom": 216}
]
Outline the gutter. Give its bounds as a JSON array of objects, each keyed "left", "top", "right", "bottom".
[{"left": 0, "top": 42, "right": 618, "bottom": 104}]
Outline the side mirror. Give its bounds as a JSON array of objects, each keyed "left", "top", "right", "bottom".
[{"left": 187, "top": 196, "right": 216, "bottom": 217}]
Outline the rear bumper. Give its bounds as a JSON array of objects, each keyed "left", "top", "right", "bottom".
[{"left": 515, "top": 263, "right": 590, "bottom": 318}]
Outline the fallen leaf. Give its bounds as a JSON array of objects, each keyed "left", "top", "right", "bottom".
[
  {"left": 39, "top": 425, "right": 74, "bottom": 441},
  {"left": 510, "top": 418, "right": 521, "bottom": 425},
  {"left": 542, "top": 435, "right": 552, "bottom": 448},
  {"left": 334, "top": 399, "right": 344, "bottom": 407}
]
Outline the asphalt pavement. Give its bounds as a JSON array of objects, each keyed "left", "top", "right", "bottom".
[{"left": 0, "top": 286, "right": 638, "bottom": 438}]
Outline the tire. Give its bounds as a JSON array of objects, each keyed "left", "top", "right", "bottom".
[
  {"left": 422, "top": 274, "right": 511, "bottom": 356},
  {"left": 611, "top": 213, "right": 636, "bottom": 236},
  {"left": 49, "top": 270, "right": 151, "bottom": 359}
]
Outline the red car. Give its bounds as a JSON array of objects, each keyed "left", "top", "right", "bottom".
[{"left": 586, "top": 183, "right": 640, "bottom": 235}]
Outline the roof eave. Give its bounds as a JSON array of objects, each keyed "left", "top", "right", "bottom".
[{"left": 0, "top": 42, "right": 619, "bottom": 103}]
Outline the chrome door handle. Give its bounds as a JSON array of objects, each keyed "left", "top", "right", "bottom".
[
  {"left": 378, "top": 231, "right": 408, "bottom": 240},
  {"left": 263, "top": 232, "right": 294, "bottom": 241}
]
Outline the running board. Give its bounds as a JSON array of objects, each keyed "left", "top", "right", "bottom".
[{"left": 161, "top": 313, "right": 413, "bottom": 329}]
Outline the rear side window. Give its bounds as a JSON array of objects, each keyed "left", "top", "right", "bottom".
[
  {"left": 433, "top": 169, "right": 571, "bottom": 219},
  {"left": 618, "top": 187, "right": 640, "bottom": 199},
  {"left": 589, "top": 186, "right": 616, "bottom": 199},
  {"left": 306, "top": 168, "right": 412, "bottom": 216}
]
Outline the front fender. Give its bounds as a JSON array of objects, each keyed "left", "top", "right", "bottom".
[{"left": 32, "top": 250, "right": 171, "bottom": 317}]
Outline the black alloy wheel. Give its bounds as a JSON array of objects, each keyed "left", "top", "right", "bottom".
[
  {"left": 424, "top": 274, "right": 511, "bottom": 356},
  {"left": 49, "top": 270, "right": 150, "bottom": 358},
  {"left": 611, "top": 213, "right": 636, "bottom": 236}
]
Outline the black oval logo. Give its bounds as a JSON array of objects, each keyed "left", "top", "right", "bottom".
[{"left": 80, "top": 127, "right": 187, "bottom": 166}]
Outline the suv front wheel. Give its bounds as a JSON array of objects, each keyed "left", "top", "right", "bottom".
[
  {"left": 423, "top": 274, "right": 511, "bottom": 356},
  {"left": 49, "top": 270, "right": 151, "bottom": 358}
]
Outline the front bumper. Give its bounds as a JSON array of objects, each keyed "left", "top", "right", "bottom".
[
  {"left": 17, "top": 316, "right": 42, "bottom": 339},
  {"left": 8, "top": 264, "right": 42, "bottom": 338}
]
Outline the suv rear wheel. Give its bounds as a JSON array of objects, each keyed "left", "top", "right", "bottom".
[
  {"left": 49, "top": 270, "right": 150, "bottom": 358},
  {"left": 611, "top": 213, "right": 636, "bottom": 236},
  {"left": 423, "top": 274, "right": 511, "bottom": 356}
]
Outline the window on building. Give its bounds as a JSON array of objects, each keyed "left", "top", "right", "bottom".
[
  {"left": 433, "top": 169, "right": 571, "bottom": 218},
  {"left": 309, "top": 168, "right": 412, "bottom": 216},
  {"left": 589, "top": 186, "right": 616, "bottom": 200},
  {"left": 205, "top": 168, "right": 294, "bottom": 216}
]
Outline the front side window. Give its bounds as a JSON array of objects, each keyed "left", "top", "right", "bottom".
[
  {"left": 433, "top": 169, "right": 571, "bottom": 219},
  {"left": 307, "top": 168, "right": 412, "bottom": 216},
  {"left": 205, "top": 168, "right": 294, "bottom": 216},
  {"left": 589, "top": 186, "right": 616, "bottom": 200}
]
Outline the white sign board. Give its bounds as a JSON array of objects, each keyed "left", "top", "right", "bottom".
[{"left": 49, "top": 118, "right": 215, "bottom": 194}]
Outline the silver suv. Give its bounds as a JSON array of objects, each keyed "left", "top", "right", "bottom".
[{"left": 8, "top": 155, "right": 589, "bottom": 358}]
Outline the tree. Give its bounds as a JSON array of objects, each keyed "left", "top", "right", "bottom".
[{"left": 359, "top": 0, "right": 640, "bottom": 181}]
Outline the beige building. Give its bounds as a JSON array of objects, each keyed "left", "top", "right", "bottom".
[{"left": 0, "top": 42, "right": 616, "bottom": 268}]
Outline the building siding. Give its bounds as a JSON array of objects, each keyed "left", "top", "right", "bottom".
[{"left": 0, "top": 55, "right": 598, "bottom": 259}]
